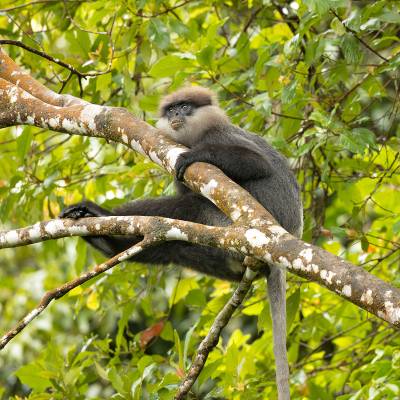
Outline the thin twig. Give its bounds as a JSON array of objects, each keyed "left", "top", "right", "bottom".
[
  {"left": 330, "top": 9, "right": 389, "bottom": 62},
  {"left": 174, "top": 268, "right": 257, "bottom": 399},
  {"left": 0, "top": 39, "right": 111, "bottom": 77},
  {"left": 0, "top": 0, "right": 88, "bottom": 12}
]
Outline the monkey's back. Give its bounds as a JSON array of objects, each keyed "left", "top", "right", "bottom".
[{"left": 211, "top": 124, "right": 303, "bottom": 238}]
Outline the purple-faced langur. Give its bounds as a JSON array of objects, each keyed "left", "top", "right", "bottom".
[{"left": 60, "top": 86, "right": 303, "bottom": 400}]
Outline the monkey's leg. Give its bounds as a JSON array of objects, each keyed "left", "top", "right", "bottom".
[
  {"left": 116, "top": 194, "right": 243, "bottom": 280},
  {"left": 60, "top": 196, "right": 243, "bottom": 281}
]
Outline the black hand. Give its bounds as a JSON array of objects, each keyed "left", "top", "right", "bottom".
[
  {"left": 59, "top": 203, "right": 96, "bottom": 219},
  {"left": 175, "top": 152, "right": 197, "bottom": 181}
]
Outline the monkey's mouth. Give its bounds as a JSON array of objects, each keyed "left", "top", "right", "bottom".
[{"left": 170, "top": 118, "right": 184, "bottom": 130}]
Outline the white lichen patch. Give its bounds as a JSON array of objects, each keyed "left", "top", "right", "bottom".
[
  {"left": 293, "top": 258, "right": 304, "bottom": 270},
  {"left": 149, "top": 150, "right": 162, "bottom": 166},
  {"left": 360, "top": 289, "right": 374, "bottom": 305},
  {"left": 95, "top": 224, "right": 101, "bottom": 230},
  {"left": 118, "top": 246, "right": 142, "bottom": 261},
  {"left": 121, "top": 133, "right": 129, "bottom": 144},
  {"left": 165, "top": 227, "right": 188, "bottom": 241},
  {"left": 385, "top": 290, "right": 393, "bottom": 298},
  {"left": 320, "top": 270, "right": 336, "bottom": 284},
  {"left": 263, "top": 252, "right": 272, "bottom": 263},
  {"left": 48, "top": 116, "right": 60, "bottom": 129},
  {"left": 3, "top": 230, "right": 19, "bottom": 245},
  {"left": 69, "top": 225, "right": 89, "bottom": 235},
  {"left": 26, "top": 115, "right": 35, "bottom": 125},
  {"left": 269, "top": 225, "right": 287, "bottom": 239},
  {"left": 62, "top": 118, "right": 84, "bottom": 133},
  {"left": 166, "top": 148, "right": 186, "bottom": 167},
  {"left": 8, "top": 86, "right": 19, "bottom": 103},
  {"left": 22, "top": 309, "right": 40, "bottom": 325},
  {"left": 384, "top": 301, "right": 400, "bottom": 324},
  {"left": 200, "top": 179, "right": 218, "bottom": 198},
  {"left": 130, "top": 139, "right": 145, "bottom": 155},
  {"left": 245, "top": 228, "right": 270, "bottom": 247},
  {"left": 278, "top": 256, "right": 291, "bottom": 268},
  {"left": 231, "top": 208, "right": 241, "bottom": 222},
  {"left": 299, "top": 248, "right": 313, "bottom": 263},
  {"left": 44, "top": 220, "right": 65, "bottom": 235},
  {"left": 311, "top": 264, "right": 319, "bottom": 274},
  {"left": 80, "top": 104, "right": 102, "bottom": 131},
  {"left": 28, "top": 223, "right": 42, "bottom": 240},
  {"left": 342, "top": 285, "right": 352, "bottom": 297}
]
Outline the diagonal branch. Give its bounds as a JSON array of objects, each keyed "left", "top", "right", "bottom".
[
  {"left": 175, "top": 268, "right": 258, "bottom": 399},
  {"left": 0, "top": 238, "right": 153, "bottom": 350},
  {"left": 1, "top": 49, "right": 400, "bottom": 328}
]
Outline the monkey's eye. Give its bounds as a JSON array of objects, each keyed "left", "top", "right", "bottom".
[
  {"left": 168, "top": 107, "right": 174, "bottom": 113},
  {"left": 182, "top": 105, "right": 189, "bottom": 111}
]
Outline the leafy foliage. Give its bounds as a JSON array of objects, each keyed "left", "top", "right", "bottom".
[{"left": 0, "top": 0, "right": 400, "bottom": 398}]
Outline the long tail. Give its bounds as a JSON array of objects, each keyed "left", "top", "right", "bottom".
[{"left": 266, "top": 266, "right": 290, "bottom": 400}]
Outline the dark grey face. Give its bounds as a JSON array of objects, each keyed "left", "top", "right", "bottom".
[{"left": 165, "top": 102, "right": 196, "bottom": 130}]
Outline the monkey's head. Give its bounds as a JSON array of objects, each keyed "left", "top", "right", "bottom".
[{"left": 156, "top": 86, "right": 229, "bottom": 147}]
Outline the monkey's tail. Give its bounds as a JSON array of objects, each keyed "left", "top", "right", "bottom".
[{"left": 265, "top": 266, "right": 290, "bottom": 400}]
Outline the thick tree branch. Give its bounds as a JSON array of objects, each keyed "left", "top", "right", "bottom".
[
  {"left": 1, "top": 49, "right": 400, "bottom": 334},
  {"left": 2, "top": 215, "right": 400, "bottom": 328}
]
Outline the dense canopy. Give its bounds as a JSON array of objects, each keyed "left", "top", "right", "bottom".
[{"left": 0, "top": 0, "right": 400, "bottom": 399}]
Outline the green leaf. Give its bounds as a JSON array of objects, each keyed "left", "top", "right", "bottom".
[
  {"left": 174, "top": 330, "right": 184, "bottom": 371},
  {"left": 303, "top": 0, "right": 330, "bottom": 15},
  {"left": 341, "top": 34, "right": 363, "bottom": 64},
  {"left": 169, "top": 278, "right": 199, "bottom": 306},
  {"left": 286, "top": 289, "right": 300, "bottom": 332},
  {"left": 361, "top": 236, "right": 369, "bottom": 252},
  {"left": 16, "top": 128, "right": 33, "bottom": 160},
  {"left": 340, "top": 128, "right": 376, "bottom": 153},
  {"left": 149, "top": 55, "right": 194, "bottom": 77},
  {"left": 196, "top": 46, "right": 215, "bottom": 68},
  {"left": 74, "top": 238, "right": 87, "bottom": 274},
  {"left": 393, "top": 219, "right": 400, "bottom": 234},
  {"left": 331, "top": 17, "right": 346, "bottom": 35},
  {"left": 15, "top": 364, "right": 52, "bottom": 392},
  {"left": 183, "top": 322, "right": 198, "bottom": 369}
]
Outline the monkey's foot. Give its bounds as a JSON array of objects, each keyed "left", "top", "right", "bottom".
[{"left": 59, "top": 204, "right": 96, "bottom": 219}]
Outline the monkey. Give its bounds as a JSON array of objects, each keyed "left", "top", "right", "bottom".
[{"left": 60, "top": 86, "right": 303, "bottom": 399}]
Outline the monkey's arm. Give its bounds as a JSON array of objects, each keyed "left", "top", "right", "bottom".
[{"left": 175, "top": 144, "right": 271, "bottom": 182}]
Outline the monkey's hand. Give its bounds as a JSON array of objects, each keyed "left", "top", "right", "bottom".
[
  {"left": 175, "top": 151, "right": 198, "bottom": 181},
  {"left": 59, "top": 201, "right": 100, "bottom": 219}
]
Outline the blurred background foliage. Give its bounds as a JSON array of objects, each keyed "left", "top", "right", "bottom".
[{"left": 0, "top": 0, "right": 400, "bottom": 398}]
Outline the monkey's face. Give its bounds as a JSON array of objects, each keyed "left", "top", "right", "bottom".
[{"left": 165, "top": 102, "right": 195, "bottom": 130}]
